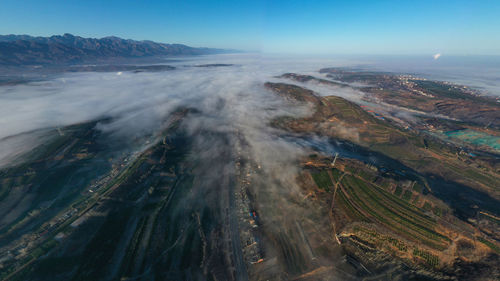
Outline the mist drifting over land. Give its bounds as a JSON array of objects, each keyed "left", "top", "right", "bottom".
[
  {"left": 0, "top": 54, "right": 337, "bottom": 167},
  {"left": 1, "top": 53, "right": 499, "bottom": 168},
  {"left": 0, "top": 54, "right": 367, "bottom": 280},
  {"left": 1, "top": 51, "right": 500, "bottom": 281}
]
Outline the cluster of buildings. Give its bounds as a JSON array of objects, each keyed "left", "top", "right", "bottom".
[
  {"left": 396, "top": 75, "right": 435, "bottom": 98},
  {"left": 234, "top": 147, "right": 264, "bottom": 267}
]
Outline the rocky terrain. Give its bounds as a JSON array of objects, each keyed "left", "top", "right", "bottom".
[
  {"left": 265, "top": 77, "right": 500, "bottom": 280},
  {"left": 0, "top": 60, "right": 498, "bottom": 281},
  {"left": 0, "top": 34, "right": 228, "bottom": 65}
]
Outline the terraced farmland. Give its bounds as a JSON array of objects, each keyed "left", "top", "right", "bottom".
[
  {"left": 299, "top": 153, "right": 499, "bottom": 280},
  {"left": 338, "top": 174, "right": 450, "bottom": 250}
]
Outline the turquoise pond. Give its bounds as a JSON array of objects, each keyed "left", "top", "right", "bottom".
[{"left": 444, "top": 129, "right": 500, "bottom": 151}]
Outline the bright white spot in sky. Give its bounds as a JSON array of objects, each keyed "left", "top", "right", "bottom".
[
  {"left": 433, "top": 53, "right": 441, "bottom": 60},
  {"left": 117, "top": 72, "right": 123, "bottom": 75}
]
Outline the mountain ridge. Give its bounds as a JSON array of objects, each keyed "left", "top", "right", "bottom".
[{"left": 0, "top": 33, "right": 231, "bottom": 65}]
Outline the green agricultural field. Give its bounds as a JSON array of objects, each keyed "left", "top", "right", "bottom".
[
  {"left": 311, "top": 170, "right": 333, "bottom": 192},
  {"left": 337, "top": 174, "right": 449, "bottom": 250},
  {"left": 413, "top": 248, "right": 440, "bottom": 267},
  {"left": 331, "top": 168, "right": 343, "bottom": 182},
  {"left": 413, "top": 80, "right": 470, "bottom": 100},
  {"left": 477, "top": 237, "right": 500, "bottom": 254}
]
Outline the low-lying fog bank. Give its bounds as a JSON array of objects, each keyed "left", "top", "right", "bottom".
[
  {"left": 1, "top": 53, "right": 498, "bottom": 168},
  {"left": 0, "top": 54, "right": 342, "bottom": 167}
]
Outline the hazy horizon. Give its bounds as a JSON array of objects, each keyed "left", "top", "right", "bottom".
[{"left": 1, "top": 2, "right": 500, "bottom": 280}]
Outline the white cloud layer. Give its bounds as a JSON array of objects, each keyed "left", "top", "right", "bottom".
[{"left": 0, "top": 54, "right": 353, "bottom": 167}]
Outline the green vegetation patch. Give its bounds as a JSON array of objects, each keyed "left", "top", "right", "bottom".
[
  {"left": 413, "top": 248, "right": 439, "bottom": 267},
  {"left": 31, "top": 239, "right": 58, "bottom": 259},
  {"left": 412, "top": 195, "right": 420, "bottom": 205},
  {"left": 477, "top": 237, "right": 500, "bottom": 254},
  {"left": 402, "top": 190, "right": 413, "bottom": 201},
  {"left": 432, "top": 206, "right": 442, "bottom": 217},
  {"left": 412, "top": 183, "right": 424, "bottom": 193},
  {"left": 423, "top": 202, "right": 432, "bottom": 212},
  {"left": 311, "top": 170, "right": 333, "bottom": 192},
  {"left": 340, "top": 175, "right": 449, "bottom": 249},
  {"left": 394, "top": 186, "right": 403, "bottom": 197},
  {"left": 353, "top": 226, "right": 408, "bottom": 252},
  {"left": 388, "top": 236, "right": 408, "bottom": 252},
  {"left": 356, "top": 169, "right": 376, "bottom": 182},
  {"left": 331, "top": 168, "right": 343, "bottom": 182},
  {"left": 478, "top": 213, "right": 500, "bottom": 225},
  {"left": 336, "top": 188, "right": 369, "bottom": 222},
  {"left": 413, "top": 80, "right": 470, "bottom": 100}
]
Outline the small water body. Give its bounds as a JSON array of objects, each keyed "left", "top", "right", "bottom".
[{"left": 444, "top": 129, "right": 500, "bottom": 152}]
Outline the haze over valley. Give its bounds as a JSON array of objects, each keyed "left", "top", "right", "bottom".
[{"left": 1, "top": 1, "right": 500, "bottom": 280}]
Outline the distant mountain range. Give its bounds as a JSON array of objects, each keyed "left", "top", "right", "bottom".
[{"left": 0, "top": 33, "right": 230, "bottom": 65}]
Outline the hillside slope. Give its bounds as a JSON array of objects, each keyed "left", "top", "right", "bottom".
[{"left": 0, "top": 33, "right": 228, "bottom": 65}]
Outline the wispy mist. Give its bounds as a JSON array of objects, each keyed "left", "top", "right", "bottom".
[
  {"left": 0, "top": 54, "right": 329, "bottom": 166},
  {"left": 2, "top": 54, "right": 499, "bottom": 169}
]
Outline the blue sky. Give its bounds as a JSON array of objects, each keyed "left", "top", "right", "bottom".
[{"left": 1, "top": 0, "right": 499, "bottom": 55}]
